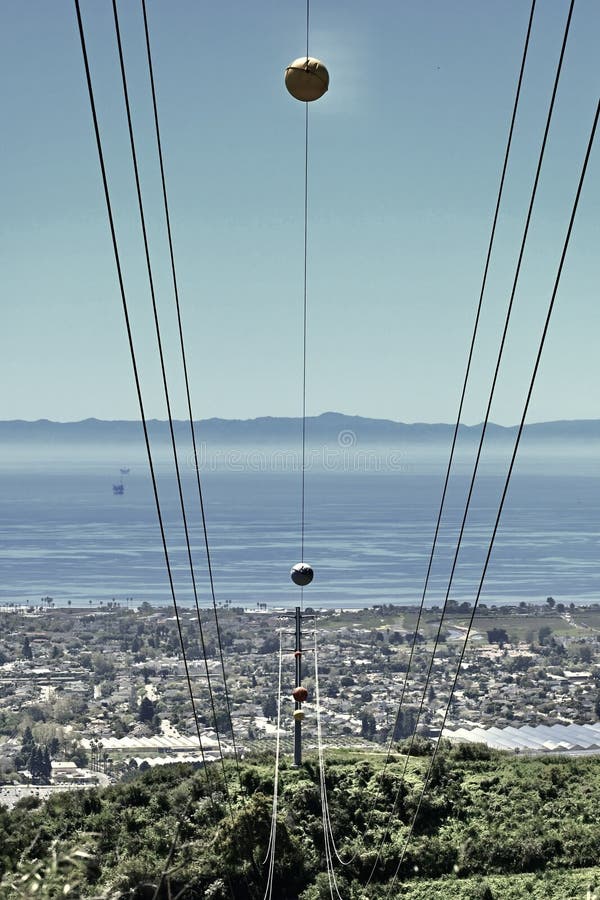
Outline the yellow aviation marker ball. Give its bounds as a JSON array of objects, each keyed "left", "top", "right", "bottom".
[{"left": 285, "top": 57, "right": 329, "bottom": 101}]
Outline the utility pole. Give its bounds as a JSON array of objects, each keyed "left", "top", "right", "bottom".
[
  {"left": 287, "top": 563, "right": 314, "bottom": 767},
  {"left": 294, "top": 606, "right": 302, "bottom": 767}
]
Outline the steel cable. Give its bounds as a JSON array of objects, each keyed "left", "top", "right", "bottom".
[
  {"left": 367, "top": 0, "right": 576, "bottom": 883},
  {"left": 357, "top": 0, "right": 538, "bottom": 847},
  {"left": 262, "top": 628, "right": 284, "bottom": 899},
  {"left": 74, "top": 0, "right": 213, "bottom": 791},
  {"left": 387, "top": 95, "right": 599, "bottom": 896},
  {"left": 110, "top": 0, "right": 234, "bottom": 809},
  {"left": 139, "top": 0, "right": 244, "bottom": 785}
]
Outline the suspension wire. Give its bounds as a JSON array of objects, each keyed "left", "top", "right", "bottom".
[
  {"left": 314, "top": 620, "right": 345, "bottom": 899},
  {"left": 300, "top": 104, "right": 309, "bottom": 595},
  {"left": 109, "top": 0, "right": 234, "bottom": 809},
  {"left": 139, "top": 0, "right": 243, "bottom": 784},
  {"left": 388, "top": 97, "right": 599, "bottom": 897},
  {"left": 151, "top": 793, "right": 236, "bottom": 900},
  {"left": 366, "top": 1, "right": 575, "bottom": 883},
  {"left": 314, "top": 618, "right": 358, "bottom": 869},
  {"left": 73, "top": 0, "right": 214, "bottom": 791},
  {"left": 73, "top": 19, "right": 233, "bottom": 896},
  {"left": 151, "top": 797, "right": 192, "bottom": 900},
  {"left": 262, "top": 629, "right": 284, "bottom": 899},
  {"left": 358, "top": 0, "right": 538, "bottom": 844},
  {"left": 306, "top": 0, "right": 310, "bottom": 61},
  {"left": 299, "top": 0, "right": 310, "bottom": 612}
]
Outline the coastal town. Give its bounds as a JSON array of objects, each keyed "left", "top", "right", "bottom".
[{"left": 1, "top": 598, "right": 599, "bottom": 807}]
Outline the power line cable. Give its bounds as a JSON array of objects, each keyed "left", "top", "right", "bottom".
[
  {"left": 357, "top": 0, "right": 538, "bottom": 845},
  {"left": 314, "top": 620, "right": 345, "bottom": 899},
  {"left": 73, "top": 0, "right": 213, "bottom": 793},
  {"left": 306, "top": 0, "right": 310, "bottom": 61},
  {"left": 139, "top": 0, "right": 243, "bottom": 783},
  {"left": 113, "top": 6, "right": 264, "bottom": 885},
  {"left": 367, "top": 0, "right": 575, "bottom": 882},
  {"left": 314, "top": 619, "right": 359, "bottom": 869},
  {"left": 262, "top": 628, "right": 284, "bottom": 900},
  {"left": 299, "top": 0, "right": 311, "bottom": 611},
  {"left": 151, "top": 797, "right": 192, "bottom": 900},
  {"left": 388, "top": 95, "right": 599, "bottom": 896},
  {"left": 76, "top": 5, "right": 250, "bottom": 892},
  {"left": 110, "top": 0, "right": 233, "bottom": 806},
  {"left": 151, "top": 792, "right": 236, "bottom": 900}
]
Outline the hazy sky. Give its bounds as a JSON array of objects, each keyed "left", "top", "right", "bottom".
[{"left": 2, "top": 1, "right": 598, "bottom": 425}]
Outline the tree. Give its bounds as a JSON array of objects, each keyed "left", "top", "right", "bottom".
[
  {"left": 21, "top": 726, "right": 35, "bottom": 760},
  {"left": 21, "top": 636, "right": 33, "bottom": 661},
  {"left": 393, "top": 707, "right": 417, "bottom": 740},
  {"left": 576, "top": 644, "right": 593, "bottom": 664},
  {"left": 28, "top": 745, "right": 51, "bottom": 783},
  {"left": 546, "top": 596, "right": 556, "bottom": 609},
  {"left": 404, "top": 630, "right": 425, "bottom": 645},
  {"left": 538, "top": 625, "right": 553, "bottom": 645},
  {"left": 28, "top": 746, "right": 39, "bottom": 780},
  {"left": 28, "top": 704, "right": 46, "bottom": 723},
  {"left": 258, "top": 636, "right": 279, "bottom": 654},
  {"left": 262, "top": 696, "right": 277, "bottom": 720},
  {"left": 68, "top": 747, "right": 88, "bottom": 768},
  {"left": 487, "top": 628, "right": 509, "bottom": 647},
  {"left": 99, "top": 681, "right": 114, "bottom": 699},
  {"left": 93, "top": 654, "right": 115, "bottom": 679},
  {"left": 139, "top": 697, "right": 156, "bottom": 723},
  {"left": 42, "top": 746, "right": 52, "bottom": 782},
  {"left": 360, "top": 713, "right": 376, "bottom": 739}
]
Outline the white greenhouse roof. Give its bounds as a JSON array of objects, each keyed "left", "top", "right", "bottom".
[{"left": 444, "top": 722, "right": 600, "bottom": 753}]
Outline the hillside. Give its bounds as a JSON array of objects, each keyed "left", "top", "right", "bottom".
[
  {"left": 2, "top": 414, "right": 599, "bottom": 474},
  {"left": 2, "top": 414, "right": 600, "bottom": 447},
  {"left": 1, "top": 746, "right": 599, "bottom": 898}
]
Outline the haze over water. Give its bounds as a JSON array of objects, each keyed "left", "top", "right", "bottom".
[{"left": 1, "top": 442, "right": 598, "bottom": 609}]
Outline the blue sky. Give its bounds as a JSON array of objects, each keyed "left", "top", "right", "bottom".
[{"left": 1, "top": 0, "right": 598, "bottom": 424}]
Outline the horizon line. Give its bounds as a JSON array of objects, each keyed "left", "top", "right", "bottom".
[{"left": 1, "top": 413, "right": 599, "bottom": 429}]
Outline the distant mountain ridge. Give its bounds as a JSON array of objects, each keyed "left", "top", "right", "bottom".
[{"left": 1, "top": 413, "right": 599, "bottom": 445}]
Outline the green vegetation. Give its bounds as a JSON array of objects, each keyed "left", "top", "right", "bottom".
[{"left": 1, "top": 746, "right": 599, "bottom": 898}]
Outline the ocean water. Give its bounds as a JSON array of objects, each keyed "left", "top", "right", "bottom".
[{"left": 1, "top": 458, "right": 599, "bottom": 609}]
